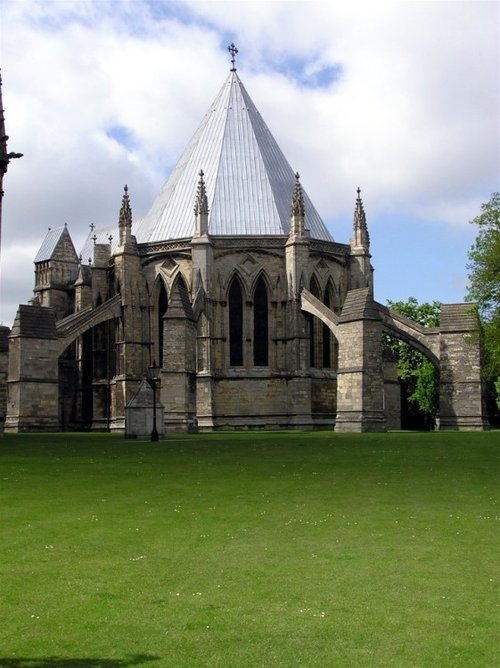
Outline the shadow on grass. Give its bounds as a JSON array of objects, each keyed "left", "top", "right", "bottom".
[{"left": 0, "top": 656, "right": 160, "bottom": 668}]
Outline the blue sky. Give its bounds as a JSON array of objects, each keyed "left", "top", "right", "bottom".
[{"left": 0, "top": 0, "right": 498, "bottom": 325}]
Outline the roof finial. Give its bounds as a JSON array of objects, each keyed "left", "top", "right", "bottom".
[
  {"left": 352, "top": 186, "right": 369, "bottom": 250},
  {"left": 118, "top": 183, "right": 132, "bottom": 245},
  {"left": 291, "top": 172, "right": 305, "bottom": 218},
  {"left": 194, "top": 169, "right": 209, "bottom": 217},
  {"left": 228, "top": 43, "right": 238, "bottom": 71}
]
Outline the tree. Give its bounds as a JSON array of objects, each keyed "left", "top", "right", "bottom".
[
  {"left": 466, "top": 192, "right": 500, "bottom": 416},
  {"left": 385, "top": 297, "right": 441, "bottom": 429}
]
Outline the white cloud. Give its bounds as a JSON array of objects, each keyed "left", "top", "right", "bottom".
[{"left": 0, "top": 0, "right": 498, "bottom": 324}]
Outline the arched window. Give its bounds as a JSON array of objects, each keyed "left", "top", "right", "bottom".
[
  {"left": 158, "top": 281, "right": 168, "bottom": 367},
  {"left": 323, "top": 288, "right": 332, "bottom": 368},
  {"left": 229, "top": 277, "right": 243, "bottom": 366},
  {"left": 253, "top": 275, "right": 268, "bottom": 366},
  {"left": 309, "top": 277, "right": 321, "bottom": 368}
]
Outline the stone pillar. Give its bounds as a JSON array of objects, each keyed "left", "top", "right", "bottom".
[
  {"left": 0, "top": 326, "right": 10, "bottom": 436},
  {"left": 5, "top": 306, "right": 60, "bottom": 431},
  {"left": 191, "top": 170, "right": 215, "bottom": 430},
  {"left": 335, "top": 288, "right": 386, "bottom": 432},
  {"left": 439, "top": 304, "right": 488, "bottom": 430},
  {"left": 286, "top": 300, "right": 313, "bottom": 428},
  {"left": 112, "top": 241, "right": 148, "bottom": 430},
  {"left": 196, "top": 311, "right": 215, "bottom": 431}
]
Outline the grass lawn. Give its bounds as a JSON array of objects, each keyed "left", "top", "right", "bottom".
[{"left": 0, "top": 430, "right": 499, "bottom": 668}]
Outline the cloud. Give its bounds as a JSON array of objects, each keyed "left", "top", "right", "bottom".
[{"left": 0, "top": 0, "right": 498, "bottom": 324}]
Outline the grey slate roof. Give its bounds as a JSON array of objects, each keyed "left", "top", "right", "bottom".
[
  {"left": 34, "top": 226, "right": 67, "bottom": 262},
  {"left": 134, "top": 70, "right": 333, "bottom": 243}
]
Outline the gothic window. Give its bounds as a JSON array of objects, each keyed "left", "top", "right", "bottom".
[
  {"left": 323, "top": 288, "right": 332, "bottom": 368},
  {"left": 309, "top": 276, "right": 321, "bottom": 368},
  {"left": 229, "top": 277, "right": 244, "bottom": 366},
  {"left": 158, "top": 281, "right": 168, "bottom": 367},
  {"left": 253, "top": 275, "right": 269, "bottom": 366}
]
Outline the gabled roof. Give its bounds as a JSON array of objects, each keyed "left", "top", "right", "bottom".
[
  {"left": 34, "top": 225, "right": 76, "bottom": 263},
  {"left": 135, "top": 70, "right": 333, "bottom": 243}
]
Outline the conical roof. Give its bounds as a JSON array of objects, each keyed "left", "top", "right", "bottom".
[{"left": 135, "top": 70, "right": 333, "bottom": 243}]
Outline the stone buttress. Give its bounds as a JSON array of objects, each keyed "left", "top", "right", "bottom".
[
  {"left": 335, "top": 288, "right": 386, "bottom": 432},
  {"left": 284, "top": 174, "right": 313, "bottom": 428},
  {"left": 5, "top": 306, "right": 60, "bottom": 431},
  {"left": 110, "top": 186, "right": 149, "bottom": 429},
  {"left": 439, "top": 304, "right": 489, "bottom": 430}
]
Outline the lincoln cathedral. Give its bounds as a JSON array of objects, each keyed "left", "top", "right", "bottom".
[{"left": 0, "top": 48, "right": 488, "bottom": 433}]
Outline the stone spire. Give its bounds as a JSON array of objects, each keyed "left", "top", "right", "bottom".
[
  {"left": 194, "top": 170, "right": 209, "bottom": 236},
  {"left": 286, "top": 172, "right": 309, "bottom": 299},
  {"left": 0, "top": 69, "right": 23, "bottom": 261},
  {"left": 351, "top": 187, "right": 370, "bottom": 251},
  {"left": 118, "top": 184, "right": 132, "bottom": 246},
  {"left": 349, "top": 187, "right": 373, "bottom": 294},
  {"left": 290, "top": 172, "right": 305, "bottom": 236},
  {"left": 191, "top": 169, "right": 213, "bottom": 294}
]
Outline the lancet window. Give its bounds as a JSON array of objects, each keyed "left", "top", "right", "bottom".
[
  {"left": 228, "top": 277, "right": 244, "bottom": 366},
  {"left": 253, "top": 275, "right": 269, "bottom": 367},
  {"left": 157, "top": 281, "right": 168, "bottom": 367}
]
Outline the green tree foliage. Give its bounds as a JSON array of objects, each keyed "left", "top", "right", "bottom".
[
  {"left": 386, "top": 297, "right": 441, "bottom": 428},
  {"left": 466, "top": 192, "right": 500, "bottom": 413}
]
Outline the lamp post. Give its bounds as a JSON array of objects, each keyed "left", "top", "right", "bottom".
[{"left": 148, "top": 360, "right": 160, "bottom": 442}]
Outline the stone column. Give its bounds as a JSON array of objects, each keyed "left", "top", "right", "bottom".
[
  {"left": 160, "top": 282, "right": 197, "bottom": 432},
  {"left": 439, "top": 304, "right": 488, "bottom": 430},
  {"left": 285, "top": 299, "right": 313, "bottom": 429},
  {"left": 335, "top": 288, "right": 386, "bottom": 432},
  {"left": 196, "top": 310, "right": 216, "bottom": 431},
  {"left": 0, "top": 326, "right": 10, "bottom": 436}
]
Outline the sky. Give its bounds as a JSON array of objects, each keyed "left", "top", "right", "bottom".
[{"left": 0, "top": 0, "right": 498, "bottom": 326}]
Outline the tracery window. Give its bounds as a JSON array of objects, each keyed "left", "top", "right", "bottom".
[
  {"left": 157, "top": 281, "right": 168, "bottom": 367},
  {"left": 307, "top": 277, "right": 337, "bottom": 370},
  {"left": 309, "top": 277, "right": 321, "bottom": 368},
  {"left": 253, "top": 275, "right": 269, "bottom": 366},
  {"left": 229, "top": 277, "right": 244, "bottom": 366},
  {"left": 323, "top": 288, "right": 332, "bottom": 368}
]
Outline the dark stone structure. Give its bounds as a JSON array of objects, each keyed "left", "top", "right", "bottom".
[{"left": 1, "top": 53, "right": 489, "bottom": 434}]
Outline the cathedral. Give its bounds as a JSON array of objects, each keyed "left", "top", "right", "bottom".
[{"left": 1, "top": 48, "right": 488, "bottom": 433}]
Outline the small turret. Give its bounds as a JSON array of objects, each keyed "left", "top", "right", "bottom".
[
  {"left": 290, "top": 172, "right": 305, "bottom": 237},
  {"left": 33, "top": 225, "right": 79, "bottom": 319},
  {"left": 191, "top": 169, "right": 213, "bottom": 294},
  {"left": 118, "top": 184, "right": 132, "bottom": 246},
  {"left": 286, "top": 172, "right": 310, "bottom": 299},
  {"left": 351, "top": 187, "right": 370, "bottom": 252},
  {"left": 193, "top": 170, "right": 209, "bottom": 237},
  {"left": 349, "top": 188, "right": 373, "bottom": 294}
]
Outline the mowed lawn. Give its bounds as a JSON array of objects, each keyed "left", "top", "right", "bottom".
[{"left": 0, "top": 431, "right": 498, "bottom": 668}]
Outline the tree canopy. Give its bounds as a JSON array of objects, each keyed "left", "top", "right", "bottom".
[
  {"left": 386, "top": 297, "right": 441, "bottom": 428},
  {"left": 466, "top": 192, "right": 500, "bottom": 413}
]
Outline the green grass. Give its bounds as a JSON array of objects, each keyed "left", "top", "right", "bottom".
[{"left": 0, "top": 430, "right": 499, "bottom": 668}]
